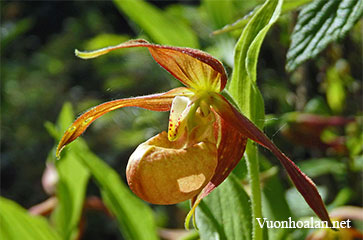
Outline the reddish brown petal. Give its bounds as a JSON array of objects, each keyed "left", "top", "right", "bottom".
[
  {"left": 56, "top": 87, "right": 190, "bottom": 157},
  {"left": 185, "top": 113, "right": 247, "bottom": 228},
  {"left": 211, "top": 93, "right": 333, "bottom": 227},
  {"left": 76, "top": 39, "right": 227, "bottom": 92},
  {"left": 200, "top": 114, "right": 247, "bottom": 197}
]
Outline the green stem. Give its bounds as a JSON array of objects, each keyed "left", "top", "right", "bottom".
[{"left": 246, "top": 142, "right": 263, "bottom": 240}]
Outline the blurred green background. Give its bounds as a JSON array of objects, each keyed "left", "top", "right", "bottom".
[{"left": 1, "top": 1, "right": 362, "bottom": 239}]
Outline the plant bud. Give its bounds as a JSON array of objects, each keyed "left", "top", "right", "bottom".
[
  {"left": 126, "top": 131, "right": 217, "bottom": 204},
  {"left": 41, "top": 163, "right": 59, "bottom": 196}
]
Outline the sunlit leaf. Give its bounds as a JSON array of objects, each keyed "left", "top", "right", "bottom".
[
  {"left": 113, "top": 0, "right": 199, "bottom": 48},
  {"left": 0, "top": 197, "right": 62, "bottom": 240},
  {"left": 326, "top": 67, "right": 346, "bottom": 114},
  {"left": 212, "top": 0, "right": 312, "bottom": 36},
  {"left": 286, "top": 0, "right": 363, "bottom": 71},
  {"left": 202, "top": 0, "right": 235, "bottom": 29},
  {"left": 85, "top": 34, "right": 129, "bottom": 52},
  {"left": 281, "top": 0, "right": 313, "bottom": 12}
]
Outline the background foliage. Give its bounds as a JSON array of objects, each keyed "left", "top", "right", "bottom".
[{"left": 1, "top": 0, "right": 362, "bottom": 239}]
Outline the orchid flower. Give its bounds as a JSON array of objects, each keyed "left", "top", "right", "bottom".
[{"left": 56, "top": 39, "right": 332, "bottom": 227}]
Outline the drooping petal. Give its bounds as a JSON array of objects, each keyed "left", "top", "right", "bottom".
[
  {"left": 211, "top": 93, "right": 333, "bottom": 227},
  {"left": 75, "top": 39, "right": 227, "bottom": 92},
  {"left": 202, "top": 117, "right": 247, "bottom": 195},
  {"left": 185, "top": 113, "right": 247, "bottom": 229},
  {"left": 56, "top": 87, "right": 190, "bottom": 158}
]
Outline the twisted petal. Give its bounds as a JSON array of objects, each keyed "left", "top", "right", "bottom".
[
  {"left": 56, "top": 87, "right": 190, "bottom": 157},
  {"left": 211, "top": 93, "right": 333, "bottom": 227},
  {"left": 75, "top": 39, "right": 227, "bottom": 92}
]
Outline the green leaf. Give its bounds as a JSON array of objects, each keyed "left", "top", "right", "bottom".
[
  {"left": 195, "top": 174, "right": 252, "bottom": 240},
  {"left": 202, "top": 0, "right": 235, "bottom": 29},
  {"left": 212, "top": 9, "right": 256, "bottom": 36},
  {"left": 85, "top": 34, "right": 129, "bottom": 51},
  {"left": 55, "top": 102, "right": 77, "bottom": 140},
  {"left": 298, "top": 158, "right": 346, "bottom": 177},
  {"left": 328, "top": 187, "right": 353, "bottom": 209},
  {"left": 229, "top": 0, "right": 283, "bottom": 126},
  {"left": 51, "top": 151, "right": 89, "bottom": 240},
  {"left": 113, "top": 0, "right": 198, "bottom": 48},
  {"left": 286, "top": 0, "right": 363, "bottom": 72},
  {"left": 48, "top": 103, "right": 90, "bottom": 240},
  {"left": 326, "top": 67, "right": 346, "bottom": 113},
  {"left": 0, "top": 197, "right": 62, "bottom": 240},
  {"left": 52, "top": 103, "right": 158, "bottom": 239},
  {"left": 227, "top": 1, "right": 283, "bottom": 239},
  {"left": 285, "top": 186, "right": 328, "bottom": 218},
  {"left": 212, "top": 0, "right": 311, "bottom": 36},
  {"left": 1, "top": 18, "right": 33, "bottom": 52},
  {"left": 281, "top": 0, "right": 313, "bottom": 12},
  {"left": 73, "top": 141, "right": 159, "bottom": 240}
]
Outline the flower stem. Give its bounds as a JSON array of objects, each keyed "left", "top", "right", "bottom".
[{"left": 246, "top": 142, "right": 263, "bottom": 240}]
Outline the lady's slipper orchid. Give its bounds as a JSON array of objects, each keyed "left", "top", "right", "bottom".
[{"left": 56, "top": 39, "right": 332, "bottom": 227}]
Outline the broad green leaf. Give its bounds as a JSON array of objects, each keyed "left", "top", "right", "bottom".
[
  {"left": 227, "top": 0, "right": 283, "bottom": 239},
  {"left": 51, "top": 151, "right": 89, "bottom": 240},
  {"left": 286, "top": 0, "right": 363, "bottom": 72},
  {"left": 73, "top": 141, "right": 159, "bottom": 240},
  {"left": 229, "top": 0, "right": 282, "bottom": 126},
  {"left": 47, "top": 103, "right": 90, "bottom": 240},
  {"left": 113, "top": 0, "right": 198, "bottom": 48},
  {"left": 195, "top": 174, "right": 252, "bottom": 240},
  {"left": 0, "top": 197, "right": 62, "bottom": 240}
]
